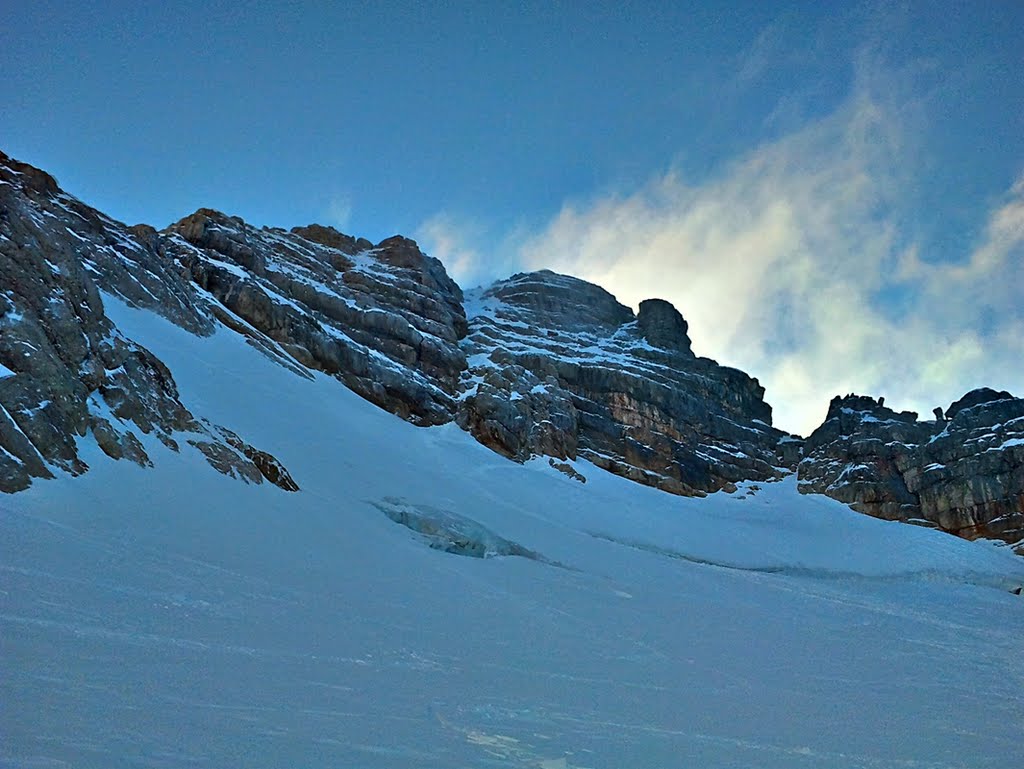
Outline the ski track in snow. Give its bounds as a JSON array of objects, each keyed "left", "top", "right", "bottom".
[{"left": 2, "top": 296, "right": 1023, "bottom": 768}]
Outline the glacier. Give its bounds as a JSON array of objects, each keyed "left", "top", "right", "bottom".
[{"left": 2, "top": 296, "right": 1023, "bottom": 768}]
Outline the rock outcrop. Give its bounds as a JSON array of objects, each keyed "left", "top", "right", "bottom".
[
  {"left": 3, "top": 149, "right": 1022, "bottom": 555},
  {"left": 0, "top": 151, "right": 296, "bottom": 492},
  {"left": 457, "top": 271, "right": 793, "bottom": 496},
  {"left": 799, "top": 391, "right": 1024, "bottom": 552},
  {"left": 2, "top": 150, "right": 792, "bottom": 501},
  {"left": 164, "top": 210, "right": 468, "bottom": 425}
]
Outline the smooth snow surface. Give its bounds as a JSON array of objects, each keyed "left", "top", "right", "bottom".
[{"left": 3, "top": 298, "right": 1024, "bottom": 768}]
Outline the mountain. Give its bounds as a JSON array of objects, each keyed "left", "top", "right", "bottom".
[
  {"left": 0, "top": 151, "right": 793, "bottom": 497},
  {"left": 799, "top": 392, "right": 1024, "bottom": 549},
  {"left": 3, "top": 150, "right": 1022, "bottom": 551},
  {"left": 3, "top": 151, "right": 1024, "bottom": 768}
]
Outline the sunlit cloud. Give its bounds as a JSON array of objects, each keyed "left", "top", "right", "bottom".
[
  {"left": 417, "top": 53, "right": 1022, "bottom": 436},
  {"left": 324, "top": 193, "right": 353, "bottom": 231},
  {"left": 415, "top": 212, "right": 484, "bottom": 288},
  {"left": 510, "top": 90, "right": 1021, "bottom": 434}
]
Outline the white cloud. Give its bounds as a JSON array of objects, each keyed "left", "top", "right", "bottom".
[
  {"left": 415, "top": 212, "right": 484, "bottom": 288},
  {"left": 416, "top": 212, "right": 530, "bottom": 291},
  {"left": 325, "top": 193, "right": 353, "bottom": 231},
  {"left": 513, "top": 92, "right": 1022, "bottom": 433},
  {"left": 417, "top": 55, "right": 1023, "bottom": 436}
]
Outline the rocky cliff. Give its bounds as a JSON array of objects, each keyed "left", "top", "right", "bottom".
[
  {"left": 0, "top": 151, "right": 791, "bottom": 501},
  {"left": 164, "top": 209, "right": 468, "bottom": 425},
  {"left": 798, "top": 390, "right": 1024, "bottom": 553},
  {"left": 2, "top": 150, "right": 1022, "bottom": 554},
  {"left": 0, "top": 152, "right": 298, "bottom": 492},
  {"left": 457, "top": 270, "right": 791, "bottom": 495}
]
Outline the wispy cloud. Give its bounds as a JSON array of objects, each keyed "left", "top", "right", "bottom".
[
  {"left": 416, "top": 212, "right": 484, "bottom": 288},
  {"left": 417, "top": 49, "right": 1022, "bottom": 436},
  {"left": 324, "top": 193, "right": 353, "bottom": 231},
  {"left": 512, "top": 69, "right": 1020, "bottom": 434},
  {"left": 416, "top": 212, "right": 530, "bottom": 290}
]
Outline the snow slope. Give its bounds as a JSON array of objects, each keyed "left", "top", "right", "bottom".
[{"left": 3, "top": 297, "right": 1023, "bottom": 768}]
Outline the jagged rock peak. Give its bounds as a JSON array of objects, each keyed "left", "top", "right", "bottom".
[
  {"left": 0, "top": 149, "right": 59, "bottom": 195},
  {"left": 372, "top": 235, "right": 465, "bottom": 306},
  {"left": 166, "top": 207, "right": 266, "bottom": 273},
  {"left": 290, "top": 224, "right": 372, "bottom": 254},
  {"left": 482, "top": 269, "right": 635, "bottom": 332},
  {"left": 821, "top": 393, "right": 919, "bottom": 426},
  {"left": 460, "top": 269, "right": 789, "bottom": 496},
  {"left": 946, "top": 387, "right": 1014, "bottom": 420},
  {"left": 637, "top": 298, "right": 692, "bottom": 356}
]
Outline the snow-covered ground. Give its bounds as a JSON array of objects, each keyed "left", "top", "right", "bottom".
[{"left": 3, "top": 298, "right": 1023, "bottom": 768}]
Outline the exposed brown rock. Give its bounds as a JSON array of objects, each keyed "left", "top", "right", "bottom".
[
  {"left": 457, "top": 271, "right": 794, "bottom": 496},
  {"left": 0, "top": 152, "right": 296, "bottom": 493},
  {"left": 798, "top": 391, "right": 1024, "bottom": 551}
]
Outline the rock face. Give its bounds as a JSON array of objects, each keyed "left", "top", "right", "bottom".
[
  {"left": 3, "top": 150, "right": 1022, "bottom": 555},
  {"left": 1, "top": 147, "right": 791, "bottom": 501},
  {"left": 164, "top": 210, "right": 468, "bottom": 425},
  {"left": 0, "top": 151, "right": 296, "bottom": 492},
  {"left": 0, "top": 150, "right": 467, "bottom": 492},
  {"left": 945, "top": 387, "right": 1014, "bottom": 420},
  {"left": 799, "top": 391, "right": 1024, "bottom": 552},
  {"left": 457, "top": 271, "right": 792, "bottom": 495}
]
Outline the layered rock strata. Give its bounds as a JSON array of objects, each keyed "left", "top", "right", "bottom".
[
  {"left": 0, "top": 151, "right": 296, "bottom": 492},
  {"left": 798, "top": 391, "right": 1024, "bottom": 552},
  {"left": 2, "top": 151, "right": 790, "bottom": 500},
  {"left": 458, "top": 271, "right": 793, "bottom": 495},
  {"left": 5, "top": 149, "right": 1022, "bottom": 556},
  {"left": 164, "top": 210, "right": 468, "bottom": 424}
]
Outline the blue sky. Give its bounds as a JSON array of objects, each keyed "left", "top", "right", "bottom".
[{"left": 2, "top": 1, "right": 1022, "bottom": 433}]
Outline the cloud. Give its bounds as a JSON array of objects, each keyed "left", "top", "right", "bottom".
[
  {"left": 512, "top": 63, "right": 1022, "bottom": 435},
  {"left": 416, "top": 212, "right": 531, "bottom": 290},
  {"left": 416, "top": 47, "right": 1022, "bottom": 437},
  {"left": 734, "top": 22, "right": 789, "bottom": 86},
  {"left": 325, "top": 193, "right": 353, "bottom": 231},
  {"left": 416, "top": 212, "right": 484, "bottom": 288}
]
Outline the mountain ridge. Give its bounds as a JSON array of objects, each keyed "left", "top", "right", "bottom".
[{"left": 1, "top": 149, "right": 1021, "bottom": 553}]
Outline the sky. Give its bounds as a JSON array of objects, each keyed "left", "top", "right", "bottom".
[{"left": 2, "top": 0, "right": 1022, "bottom": 435}]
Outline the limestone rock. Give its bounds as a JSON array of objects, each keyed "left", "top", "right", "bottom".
[
  {"left": 945, "top": 387, "right": 1014, "bottom": 420},
  {"left": 458, "top": 271, "right": 795, "bottom": 496},
  {"left": 7, "top": 149, "right": 1021, "bottom": 555},
  {"left": 0, "top": 151, "right": 295, "bottom": 493},
  {"left": 214, "top": 424, "right": 300, "bottom": 492},
  {"left": 165, "top": 214, "right": 468, "bottom": 425},
  {"left": 290, "top": 224, "right": 372, "bottom": 255},
  {"left": 798, "top": 391, "right": 1024, "bottom": 551},
  {"left": 637, "top": 298, "right": 692, "bottom": 355},
  {"left": 482, "top": 270, "right": 634, "bottom": 332},
  {"left": 549, "top": 458, "right": 587, "bottom": 483}
]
